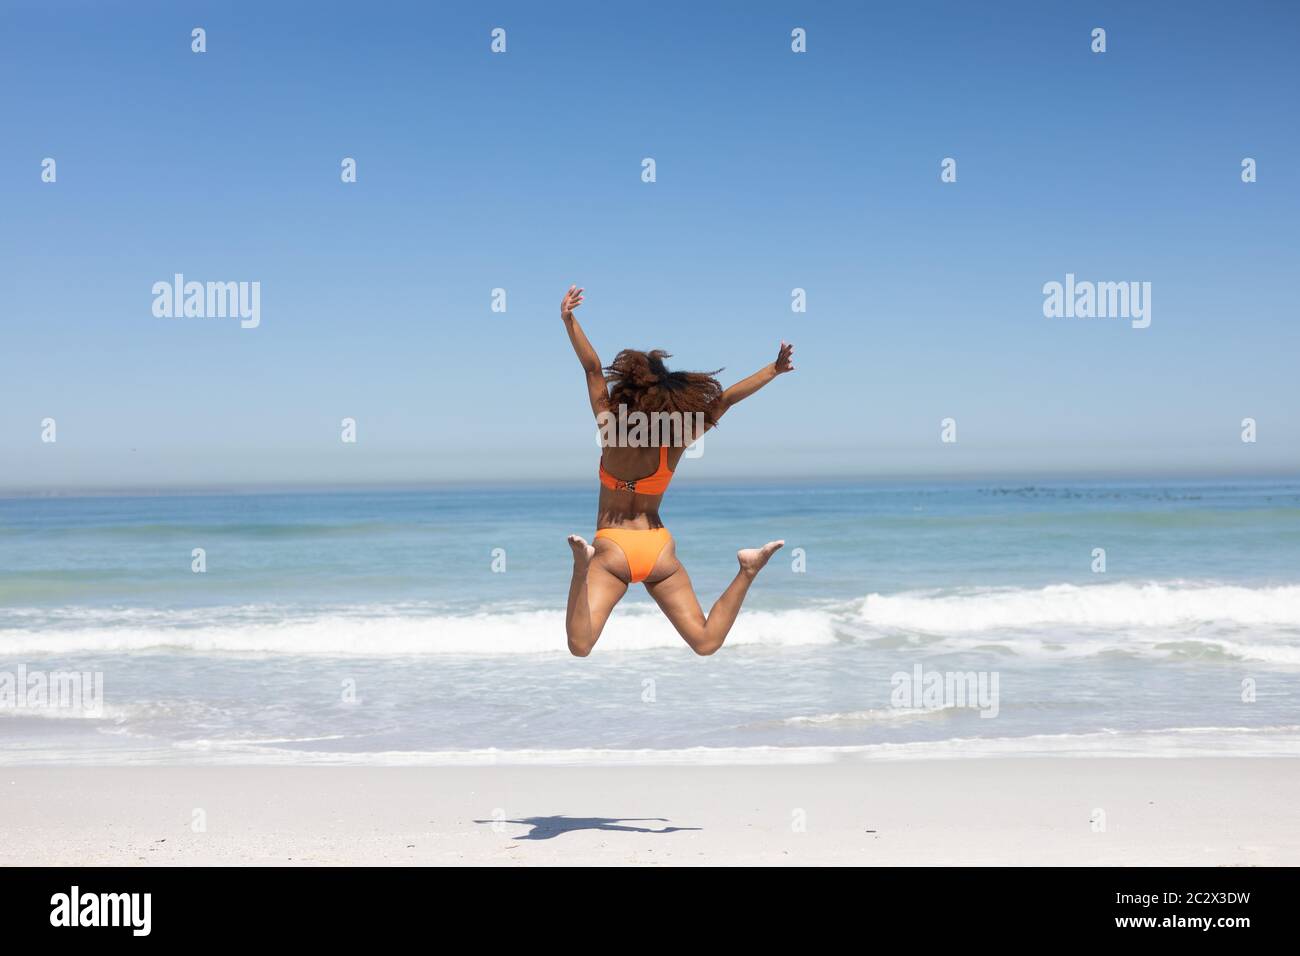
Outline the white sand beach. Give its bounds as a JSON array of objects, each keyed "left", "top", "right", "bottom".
[{"left": 2, "top": 759, "right": 1297, "bottom": 866}]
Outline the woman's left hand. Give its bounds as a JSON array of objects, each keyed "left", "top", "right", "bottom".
[{"left": 561, "top": 285, "right": 585, "bottom": 318}]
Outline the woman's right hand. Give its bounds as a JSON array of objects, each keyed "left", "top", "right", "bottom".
[
  {"left": 775, "top": 340, "right": 795, "bottom": 374},
  {"left": 561, "top": 285, "right": 585, "bottom": 319}
]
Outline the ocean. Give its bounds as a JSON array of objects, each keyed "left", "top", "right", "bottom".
[{"left": 2, "top": 479, "right": 1298, "bottom": 764}]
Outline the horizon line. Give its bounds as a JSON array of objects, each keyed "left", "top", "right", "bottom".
[{"left": 3, "top": 469, "right": 1299, "bottom": 501}]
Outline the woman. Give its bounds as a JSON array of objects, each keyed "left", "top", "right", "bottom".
[{"left": 560, "top": 285, "right": 794, "bottom": 656}]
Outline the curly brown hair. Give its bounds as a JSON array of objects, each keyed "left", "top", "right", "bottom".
[{"left": 604, "top": 349, "right": 724, "bottom": 443}]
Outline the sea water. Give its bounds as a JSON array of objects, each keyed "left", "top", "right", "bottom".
[{"left": 1, "top": 479, "right": 1298, "bottom": 764}]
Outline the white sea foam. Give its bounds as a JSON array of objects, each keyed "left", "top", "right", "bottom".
[
  {"left": 11, "top": 725, "right": 1292, "bottom": 767},
  {"left": 781, "top": 707, "right": 950, "bottom": 725},
  {"left": 2, "top": 581, "right": 1297, "bottom": 660},
  {"left": 0, "top": 604, "right": 837, "bottom": 656},
  {"left": 856, "top": 581, "right": 1300, "bottom": 632}
]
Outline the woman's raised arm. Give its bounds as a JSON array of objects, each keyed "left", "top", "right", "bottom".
[
  {"left": 560, "top": 285, "right": 610, "bottom": 417},
  {"left": 712, "top": 341, "right": 795, "bottom": 423}
]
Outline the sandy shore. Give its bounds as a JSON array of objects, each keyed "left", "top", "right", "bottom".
[{"left": 1, "top": 759, "right": 1296, "bottom": 866}]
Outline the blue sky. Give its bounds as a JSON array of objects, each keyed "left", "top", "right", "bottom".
[{"left": 2, "top": 0, "right": 1297, "bottom": 490}]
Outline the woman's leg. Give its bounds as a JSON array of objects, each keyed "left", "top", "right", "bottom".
[
  {"left": 644, "top": 541, "right": 784, "bottom": 655},
  {"left": 566, "top": 535, "right": 628, "bottom": 656}
]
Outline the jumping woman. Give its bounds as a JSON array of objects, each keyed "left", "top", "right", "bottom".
[{"left": 560, "top": 285, "right": 794, "bottom": 656}]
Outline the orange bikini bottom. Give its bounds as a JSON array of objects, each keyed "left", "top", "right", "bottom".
[{"left": 593, "top": 527, "right": 672, "bottom": 583}]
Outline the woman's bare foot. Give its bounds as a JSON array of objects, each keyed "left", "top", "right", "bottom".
[
  {"left": 568, "top": 534, "right": 596, "bottom": 570},
  {"left": 737, "top": 540, "right": 784, "bottom": 577}
]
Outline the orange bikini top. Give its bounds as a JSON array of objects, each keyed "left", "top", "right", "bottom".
[{"left": 599, "top": 444, "right": 675, "bottom": 495}]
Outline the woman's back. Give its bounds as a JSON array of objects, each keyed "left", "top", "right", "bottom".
[{"left": 596, "top": 443, "right": 688, "bottom": 529}]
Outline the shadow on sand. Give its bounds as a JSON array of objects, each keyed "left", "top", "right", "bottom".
[{"left": 474, "top": 815, "right": 701, "bottom": 841}]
